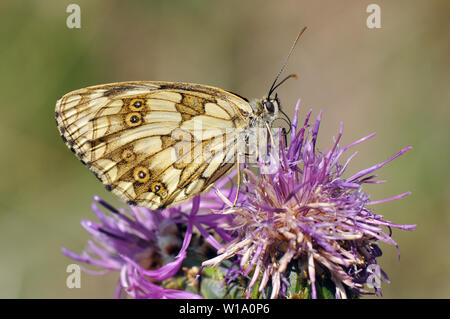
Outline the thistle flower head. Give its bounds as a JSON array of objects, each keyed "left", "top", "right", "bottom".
[
  {"left": 63, "top": 176, "right": 238, "bottom": 299},
  {"left": 203, "top": 100, "right": 415, "bottom": 299},
  {"left": 62, "top": 98, "right": 415, "bottom": 299}
]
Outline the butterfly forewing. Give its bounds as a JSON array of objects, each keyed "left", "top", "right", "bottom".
[{"left": 55, "top": 81, "right": 253, "bottom": 209}]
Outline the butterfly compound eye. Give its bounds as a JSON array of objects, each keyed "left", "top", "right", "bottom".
[{"left": 263, "top": 100, "right": 276, "bottom": 114}]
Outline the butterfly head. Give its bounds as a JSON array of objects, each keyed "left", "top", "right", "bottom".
[
  {"left": 248, "top": 95, "right": 280, "bottom": 126},
  {"left": 262, "top": 93, "right": 292, "bottom": 132},
  {"left": 261, "top": 95, "right": 280, "bottom": 122}
]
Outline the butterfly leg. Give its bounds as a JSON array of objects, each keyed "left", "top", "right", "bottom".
[{"left": 233, "top": 156, "right": 242, "bottom": 207}]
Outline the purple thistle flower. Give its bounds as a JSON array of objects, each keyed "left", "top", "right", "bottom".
[
  {"left": 62, "top": 176, "right": 239, "bottom": 299},
  {"left": 203, "top": 99, "right": 416, "bottom": 299}
]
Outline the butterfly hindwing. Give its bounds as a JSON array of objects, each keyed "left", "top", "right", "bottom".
[{"left": 55, "top": 81, "right": 252, "bottom": 209}]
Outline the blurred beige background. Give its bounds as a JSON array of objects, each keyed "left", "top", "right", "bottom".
[{"left": 0, "top": 0, "right": 448, "bottom": 298}]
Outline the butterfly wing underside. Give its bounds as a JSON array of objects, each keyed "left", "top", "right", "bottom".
[{"left": 55, "top": 81, "right": 253, "bottom": 209}]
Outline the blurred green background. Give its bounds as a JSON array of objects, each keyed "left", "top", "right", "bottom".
[{"left": 0, "top": 0, "right": 448, "bottom": 298}]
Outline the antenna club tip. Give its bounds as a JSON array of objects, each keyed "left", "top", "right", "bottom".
[{"left": 295, "top": 27, "right": 308, "bottom": 44}]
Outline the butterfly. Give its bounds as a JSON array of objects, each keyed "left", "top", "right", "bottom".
[{"left": 55, "top": 28, "right": 306, "bottom": 210}]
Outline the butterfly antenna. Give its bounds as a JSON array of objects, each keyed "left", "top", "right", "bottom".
[
  {"left": 274, "top": 92, "right": 292, "bottom": 132},
  {"left": 279, "top": 110, "right": 292, "bottom": 134},
  {"left": 268, "top": 27, "right": 307, "bottom": 97},
  {"left": 270, "top": 74, "right": 298, "bottom": 95}
]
